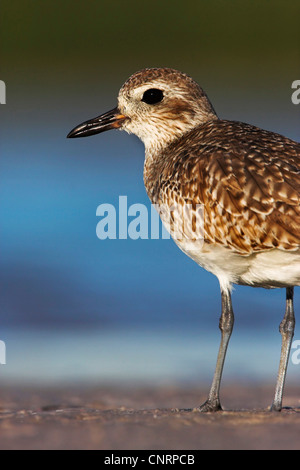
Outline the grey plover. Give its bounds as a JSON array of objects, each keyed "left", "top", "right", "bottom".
[{"left": 68, "top": 68, "right": 300, "bottom": 412}]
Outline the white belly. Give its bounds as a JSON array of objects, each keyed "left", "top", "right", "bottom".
[{"left": 175, "top": 239, "right": 300, "bottom": 291}]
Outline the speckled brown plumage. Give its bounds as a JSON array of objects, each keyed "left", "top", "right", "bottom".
[{"left": 144, "top": 119, "right": 300, "bottom": 254}]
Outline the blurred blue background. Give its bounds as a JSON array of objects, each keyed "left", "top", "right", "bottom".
[{"left": 0, "top": 0, "right": 299, "bottom": 386}]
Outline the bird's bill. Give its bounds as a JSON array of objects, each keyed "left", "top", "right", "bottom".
[{"left": 67, "top": 107, "right": 128, "bottom": 138}]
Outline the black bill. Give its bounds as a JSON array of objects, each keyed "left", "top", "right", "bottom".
[{"left": 67, "top": 107, "right": 128, "bottom": 138}]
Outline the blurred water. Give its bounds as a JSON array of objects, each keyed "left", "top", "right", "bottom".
[{"left": 1, "top": 326, "right": 299, "bottom": 386}]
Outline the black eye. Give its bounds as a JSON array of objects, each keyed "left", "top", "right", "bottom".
[{"left": 141, "top": 88, "right": 164, "bottom": 105}]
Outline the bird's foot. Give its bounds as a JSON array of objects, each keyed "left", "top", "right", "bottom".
[
  {"left": 194, "top": 399, "right": 223, "bottom": 413},
  {"left": 270, "top": 402, "right": 282, "bottom": 412}
]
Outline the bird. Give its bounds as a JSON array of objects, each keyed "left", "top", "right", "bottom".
[{"left": 67, "top": 67, "right": 300, "bottom": 412}]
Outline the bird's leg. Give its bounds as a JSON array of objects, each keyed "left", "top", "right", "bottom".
[
  {"left": 271, "top": 287, "right": 295, "bottom": 412},
  {"left": 197, "top": 288, "right": 234, "bottom": 412}
]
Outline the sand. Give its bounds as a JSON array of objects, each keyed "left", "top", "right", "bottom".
[{"left": 0, "top": 383, "right": 299, "bottom": 450}]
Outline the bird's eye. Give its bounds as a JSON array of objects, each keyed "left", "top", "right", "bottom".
[{"left": 141, "top": 88, "right": 164, "bottom": 105}]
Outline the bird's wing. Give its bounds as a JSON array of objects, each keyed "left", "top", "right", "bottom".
[{"left": 159, "top": 120, "right": 300, "bottom": 254}]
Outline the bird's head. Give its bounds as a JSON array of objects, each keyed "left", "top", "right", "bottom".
[{"left": 67, "top": 68, "right": 217, "bottom": 152}]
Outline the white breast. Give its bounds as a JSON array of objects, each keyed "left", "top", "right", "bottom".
[{"left": 175, "top": 238, "right": 300, "bottom": 292}]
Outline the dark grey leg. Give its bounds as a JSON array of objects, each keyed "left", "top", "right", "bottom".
[
  {"left": 198, "top": 288, "right": 234, "bottom": 412},
  {"left": 271, "top": 287, "right": 295, "bottom": 412}
]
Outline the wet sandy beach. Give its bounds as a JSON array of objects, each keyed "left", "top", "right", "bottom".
[{"left": 0, "top": 384, "right": 299, "bottom": 450}]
